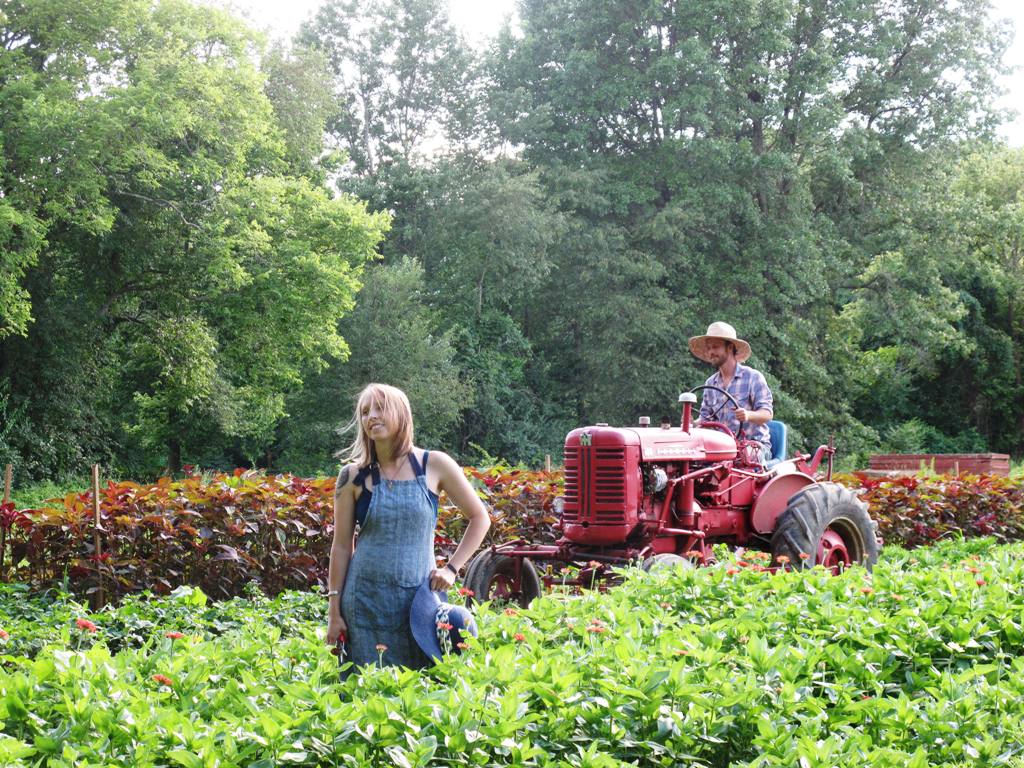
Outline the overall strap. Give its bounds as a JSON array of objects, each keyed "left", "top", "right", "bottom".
[
  {"left": 407, "top": 450, "right": 427, "bottom": 477},
  {"left": 353, "top": 464, "right": 380, "bottom": 488}
]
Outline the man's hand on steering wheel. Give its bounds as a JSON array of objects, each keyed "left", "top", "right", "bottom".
[{"left": 689, "top": 384, "right": 746, "bottom": 440}]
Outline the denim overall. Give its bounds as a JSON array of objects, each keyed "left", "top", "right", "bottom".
[{"left": 340, "top": 451, "right": 437, "bottom": 673}]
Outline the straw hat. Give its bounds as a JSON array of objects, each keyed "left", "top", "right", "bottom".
[{"left": 688, "top": 321, "right": 752, "bottom": 364}]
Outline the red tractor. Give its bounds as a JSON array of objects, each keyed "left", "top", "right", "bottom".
[{"left": 463, "top": 386, "right": 879, "bottom": 606}]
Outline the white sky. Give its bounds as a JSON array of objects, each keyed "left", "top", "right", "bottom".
[{"left": 218, "top": 0, "right": 1023, "bottom": 146}]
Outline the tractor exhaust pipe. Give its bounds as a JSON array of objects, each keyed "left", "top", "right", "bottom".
[{"left": 678, "top": 392, "right": 697, "bottom": 432}]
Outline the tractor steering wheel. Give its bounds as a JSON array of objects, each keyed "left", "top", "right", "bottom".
[{"left": 689, "top": 385, "right": 745, "bottom": 439}]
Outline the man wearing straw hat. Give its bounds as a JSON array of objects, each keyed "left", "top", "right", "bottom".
[{"left": 689, "top": 322, "right": 774, "bottom": 461}]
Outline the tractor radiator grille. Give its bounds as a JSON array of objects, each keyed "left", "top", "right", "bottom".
[
  {"left": 563, "top": 446, "right": 579, "bottom": 523},
  {"left": 563, "top": 445, "right": 627, "bottom": 524}
]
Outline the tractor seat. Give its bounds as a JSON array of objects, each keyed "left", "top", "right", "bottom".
[{"left": 765, "top": 420, "right": 787, "bottom": 469}]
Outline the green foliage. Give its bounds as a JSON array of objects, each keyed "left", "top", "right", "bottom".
[
  {"left": 3, "top": 538, "right": 1024, "bottom": 764},
  {"left": 0, "top": 0, "right": 388, "bottom": 478},
  {"left": 298, "top": 0, "right": 477, "bottom": 176},
  {"left": 1, "top": 0, "right": 1022, "bottom": 478},
  {"left": 277, "top": 256, "right": 471, "bottom": 474}
]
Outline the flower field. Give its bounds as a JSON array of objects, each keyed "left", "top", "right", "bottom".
[{"left": 2, "top": 537, "right": 1023, "bottom": 767}]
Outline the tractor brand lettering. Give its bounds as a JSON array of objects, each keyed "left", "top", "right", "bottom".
[
  {"left": 579, "top": 433, "right": 592, "bottom": 446},
  {"left": 652, "top": 446, "right": 702, "bottom": 457}
]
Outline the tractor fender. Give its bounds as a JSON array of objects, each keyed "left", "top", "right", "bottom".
[{"left": 750, "top": 470, "right": 815, "bottom": 534}]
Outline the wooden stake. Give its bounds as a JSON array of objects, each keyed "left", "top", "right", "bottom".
[
  {"left": 1, "top": 463, "right": 10, "bottom": 581},
  {"left": 92, "top": 464, "right": 104, "bottom": 609},
  {"left": 544, "top": 454, "right": 551, "bottom": 472}
]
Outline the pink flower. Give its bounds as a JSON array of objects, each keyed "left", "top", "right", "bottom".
[
  {"left": 976, "top": 578, "right": 986, "bottom": 586},
  {"left": 456, "top": 641, "right": 470, "bottom": 650},
  {"left": 775, "top": 555, "right": 790, "bottom": 565},
  {"left": 0, "top": 628, "right": 8, "bottom": 640},
  {"left": 860, "top": 587, "right": 874, "bottom": 595},
  {"left": 726, "top": 568, "right": 738, "bottom": 576},
  {"left": 152, "top": 674, "right": 174, "bottom": 686},
  {"left": 375, "top": 643, "right": 388, "bottom": 653},
  {"left": 513, "top": 633, "right": 526, "bottom": 642},
  {"left": 586, "top": 625, "right": 607, "bottom": 634},
  {"left": 76, "top": 618, "right": 98, "bottom": 633},
  {"left": 165, "top": 631, "right": 184, "bottom": 640},
  {"left": 458, "top": 587, "right": 475, "bottom": 597},
  {"left": 436, "top": 622, "right": 454, "bottom": 631}
]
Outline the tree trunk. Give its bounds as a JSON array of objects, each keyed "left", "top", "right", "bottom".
[{"left": 167, "top": 438, "right": 182, "bottom": 475}]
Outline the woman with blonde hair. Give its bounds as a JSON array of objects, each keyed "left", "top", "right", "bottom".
[{"left": 324, "top": 383, "right": 490, "bottom": 672}]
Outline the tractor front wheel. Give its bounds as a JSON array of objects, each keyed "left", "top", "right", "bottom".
[
  {"left": 641, "top": 553, "right": 692, "bottom": 573},
  {"left": 770, "top": 482, "right": 878, "bottom": 572},
  {"left": 464, "top": 551, "right": 542, "bottom": 608}
]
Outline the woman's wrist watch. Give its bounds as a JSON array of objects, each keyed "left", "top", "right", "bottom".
[{"left": 443, "top": 562, "right": 462, "bottom": 578}]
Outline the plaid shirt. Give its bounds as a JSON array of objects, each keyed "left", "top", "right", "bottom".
[{"left": 699, "top": 364, "right": 774, "bottom": 449}]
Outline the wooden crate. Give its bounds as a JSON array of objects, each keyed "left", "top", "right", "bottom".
[{"left": 868, "top": 453, "right": 1011, "bottom": 477}]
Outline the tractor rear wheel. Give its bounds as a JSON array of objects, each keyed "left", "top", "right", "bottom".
[
  {"left": 464, "top": 551, "right": 542, "bottom": 608},
  {"left": 770, "top": 482, "right": 878, "bottom": 572}
]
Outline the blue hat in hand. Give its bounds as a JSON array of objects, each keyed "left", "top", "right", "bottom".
[{"left": 410, "top": 577, "right": 478, "bottom": 661}]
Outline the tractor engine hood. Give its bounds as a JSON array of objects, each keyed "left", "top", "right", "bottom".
[{"left": 567, "top": 425, "right": 737, "bottom": 462}]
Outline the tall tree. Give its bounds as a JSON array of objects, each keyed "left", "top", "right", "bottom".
[
  {"left": 489, "top": 0, "right": 1010, "bottom": 446},
  {"left": 0, "top": 0, "right": 388, "bottom": 478},
  {"left": 298, "top": 0, "right": 475, "bottom": 177},
  {"left": 277, "top": 256, "right": 471, "bottom": 473}
]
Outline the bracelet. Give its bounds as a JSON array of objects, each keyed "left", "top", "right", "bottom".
[
  {"left": 443, "top": 563, "right": 461, "bottom": 577},
  {"left": 324, "top": 590, "right": 340, "bottom": 598}
]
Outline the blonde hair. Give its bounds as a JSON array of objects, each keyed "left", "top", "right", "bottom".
[{"left": 338, "top": 383, "right": 415, "bottom": 468}]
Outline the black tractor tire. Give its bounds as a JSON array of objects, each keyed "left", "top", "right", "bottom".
[
  {"left": 464, "top": 550, "right": 542, "bottom": 608},
  {"left": 641, "top": 553, "right": 692, "bottom": 573},
  {"left": 770, "top": 482, "right": 879, "bottom": 571}
]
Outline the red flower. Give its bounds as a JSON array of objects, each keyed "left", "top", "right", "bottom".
[
  {"left": 375, "top": 643, "right": 388, "bottom": 653},
  {"left": 674, "top": 649, "right": 690, "bottom": 656},
  {"left": 736, "top": 560, "right": 750, "bottom": 568},
  {"left": 458, "top": 587, "right": 475, "bottom": 597},
  {"left": 775, "top": 555, "right": 790, "bottom": 565},
  {"left": 436, "top": 622, "right": 454, "bottom": 631},
  {"left": 504, "top": 608, "right": 519, "bottom": 617},
  {"left": 587, "top": 560, "right": 602, "bottom": 570},
  {"left": 165, "top": 631, "right": 184, "bottom": 640},
  {"left": 860, "top": 587, "right": 874, "bottom": 595},
  {"left": 456, "top": 641, "right": 470, "bottom": 650},
  {"left": 513, "top": 633, "right": 526, "bottom": 642},
  {"left": 685, "top": 550, "right": 702, "bottom": 559},
  {"left": 152, "top": 674, "right": 174, "bottom": 686},
  {"left": 965, "top": 566, "right": 980, "bottom": 574},
  {"left": 976, "top": 578, "right": 986, "bottom": 586},
  {"left": 586, "top": 625, "right": 607, "bottom": 634},
  {"left": 726, "top": 568, "right": 738, "bottom": 576},
  {"left": 798, "top": 552, "right": 810, "bottom": 560},
  {"left": 76, "top": 618, "right": 98, "bottom": 633},
  {"left": 0, "top": 628, "right": 8, "bottom": 640}
]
